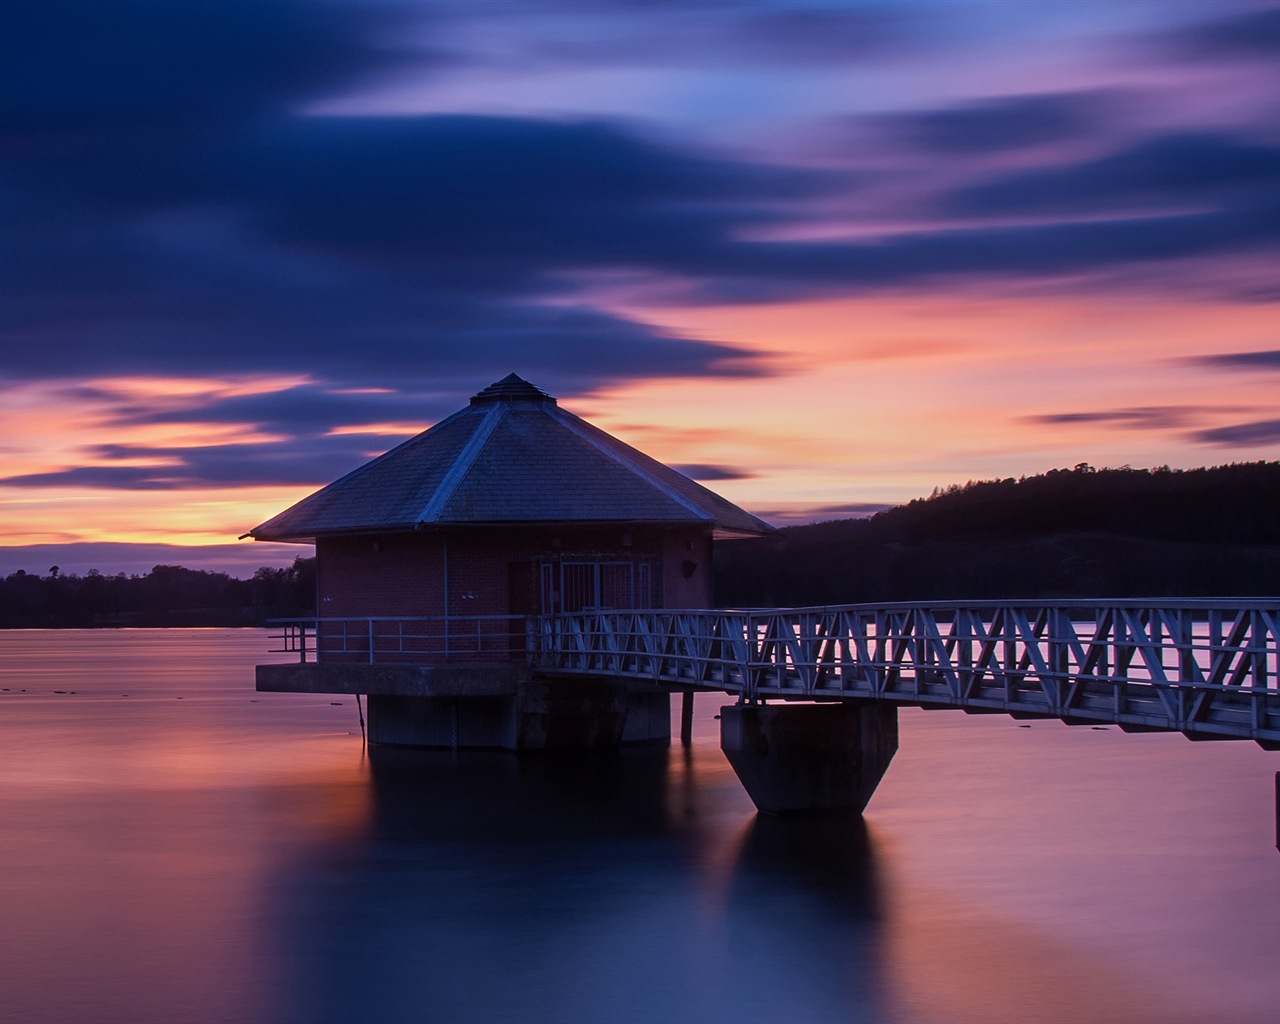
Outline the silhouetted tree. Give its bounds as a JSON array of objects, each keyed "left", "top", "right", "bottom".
[{"left": 0, "top": 558, "right": 317, "bottom": 628}]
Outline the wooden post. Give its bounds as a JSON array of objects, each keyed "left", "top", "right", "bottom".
[{"left": 680, "top": 691, "right": 694, "bottom": 747}]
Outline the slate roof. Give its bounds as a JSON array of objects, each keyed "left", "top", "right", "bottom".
[{"left": 246, "top": 374, "right": 773, "bottom": 542}]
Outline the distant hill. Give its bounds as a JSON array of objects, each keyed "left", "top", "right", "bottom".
[
  {"left": 714, "top": 462, "right": 1280, "bottom": 606},
  {"left": 0, "top": 558, "right": 316, "bottom": 629}
]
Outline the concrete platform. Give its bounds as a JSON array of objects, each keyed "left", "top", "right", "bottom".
[
  {"left": 256, "top": 661, "right": 529, "bottom": 698},
  {"left": 256, "top": 662, "right": 671, "bottom": 751}
]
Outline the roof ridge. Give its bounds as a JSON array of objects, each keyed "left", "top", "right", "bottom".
[
  {"left": 549, "top": 406, "right": 713, "bottom": 522},
  {"left": 470, "top": 373, "right": 556, "bottom": 405},
  {"left": 416, "top": 400, "right": 507, "bottom": 524}
]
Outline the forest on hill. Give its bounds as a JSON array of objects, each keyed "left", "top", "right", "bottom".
[{"left": 714, "top": 462, "right": 1280, "bottom": 606}]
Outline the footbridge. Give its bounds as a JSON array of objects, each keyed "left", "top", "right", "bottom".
[
  {"left": 528, "top": 600, "right": 1280, "bottom": 814},
  {"left": 530, "top": 600, "right": 1280, "bottom": 747}
]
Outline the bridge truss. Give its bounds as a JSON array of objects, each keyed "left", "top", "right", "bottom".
[{"left": 531, "top": 601, "right": 1280, "bottom": 747}]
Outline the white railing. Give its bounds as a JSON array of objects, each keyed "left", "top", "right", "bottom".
[
  {"left": 269, "top": 615, "right": 529, "bottom": 665},
  {"left": 529, "top": 601, "right": 1280, "bottom": 745}
]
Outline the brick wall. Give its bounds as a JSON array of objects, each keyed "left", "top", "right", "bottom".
[
  {"left": 316, "top": 532, "right": 446, "bottom": 619},
  {"left": 316, "top": 523, "right": 715, "bottom": 619}
]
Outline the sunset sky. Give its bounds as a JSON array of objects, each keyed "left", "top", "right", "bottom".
[{"left": 2, "top": 1, "right": 1279, "bottom": 577}]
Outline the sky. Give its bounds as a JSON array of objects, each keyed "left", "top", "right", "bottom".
[{"left": 2, "top": 0, "right": 1278, "bottom": 578}]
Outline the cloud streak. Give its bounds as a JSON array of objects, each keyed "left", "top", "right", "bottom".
[{"left": 1192, "top": 419, "right": 1280, "bottom": 447}]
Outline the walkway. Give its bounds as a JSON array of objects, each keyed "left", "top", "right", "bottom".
[{"left": 529, "top": 601, "right": 1280, "bottom": 747}]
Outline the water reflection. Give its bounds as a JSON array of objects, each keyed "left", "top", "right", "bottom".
[
  {"left": 4, "top": 632, "right": 1279, "bottom": 1023},
  {"left": 267, "top": 746, "right": 886, "bottom": 1024}
]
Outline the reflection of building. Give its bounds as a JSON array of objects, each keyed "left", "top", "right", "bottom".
[{"left": 246, "top": 374, "right": 771, "bottom": 749}]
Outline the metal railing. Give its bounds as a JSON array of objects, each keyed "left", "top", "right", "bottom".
[
  {"left": 269, "top": 615, "right": 529, "bottom": 665},
  {"left": 528, "top": 600, "right": 1280, "bottom": 745}
]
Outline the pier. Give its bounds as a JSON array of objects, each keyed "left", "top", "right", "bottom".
[{"left": 259, "top": 598, "right": 1280, "bottom": 814}]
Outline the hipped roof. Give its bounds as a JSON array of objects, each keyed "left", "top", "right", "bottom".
[{"left": 246, "top": 374, "right": 773, "bottom": 542}]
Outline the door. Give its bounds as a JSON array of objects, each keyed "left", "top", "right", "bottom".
[{"left": 538, "top": 559, "right": 652, "bottom": 613}]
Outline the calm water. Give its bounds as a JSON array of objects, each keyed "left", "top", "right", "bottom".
[{"left": 0, "top": 629, "right": 1277, "bottom": 1024}]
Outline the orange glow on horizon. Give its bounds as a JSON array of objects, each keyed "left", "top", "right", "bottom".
[
  {"left": 576, "top": 289, "right": 1280, "bottom": 511},
  {"left": 3, "top": 292, "right": 1279, "bottom": 555},
  {"left": 0, "top": 483, "right": 320, "bottom": 547}
]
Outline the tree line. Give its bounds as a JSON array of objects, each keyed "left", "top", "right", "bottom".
[
  {"left": 0, "top": 557, "right": 316, "bottom": 628},
  {"left": 714, "top": 462, "right": 1280, "bottom": 606}
]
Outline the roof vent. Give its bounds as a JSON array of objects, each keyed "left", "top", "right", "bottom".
[{"left": 470, "top": 373, "right": 557, "bottom": 405}]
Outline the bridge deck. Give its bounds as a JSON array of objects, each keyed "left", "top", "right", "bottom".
[{"left": 528, "top": 601, "right": 1280, "bottom": 747}]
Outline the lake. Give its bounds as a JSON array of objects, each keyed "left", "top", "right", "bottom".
[{"left": 0, "top": 628, "right": 1276, "bottom": 1023}]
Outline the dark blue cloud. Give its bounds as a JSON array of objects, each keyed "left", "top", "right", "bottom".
[
  {"left": 1171, "top": 5, "right": 1280, "bottom": 59},
  {"left": 678, "top": 196, "right": 1280, "bottom": 301},
  {"left": 721, "top": 5, "right": 907, "bottom": 63},
  {"left": 98, "top": 386, "right": 454, "bottom": 433},
  {"left": 874, "top": 92, "right": 1105, "bottom": 154},
  {"left": 0, "top": 436, "right": 380, "bottom": 490},
  {"left": 1025, "top": 408, "right": 1194, "bottom": 430},
  {"left": 232, "top": 115, "right": 821, "bottom": 269},
  {"left": 946, "top": 133, "right": 1280, "bottom": 217},
  {"left": 510, "top": 1, "right": 909, "bottom": 68},
  {"left": 0, "top": 1, "right": 423, "bottom": 204},
  {"left": 1193, "top": 349, "right": 1280, "bottom": 371},
  {"left": 671, "top": 464, "right": 756, "bottom": 481},
  {"left": 2, "top": 1, "right": 401, "bottom": 121},
  {"left": 1192, "top": 419, "right": 1280, "bottom": 447}
]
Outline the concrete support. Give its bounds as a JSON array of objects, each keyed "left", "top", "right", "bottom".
[
  {"left": 367, "top": 695, "right": 518, "bottom": 749},
  {"left": 353, "top": 673, "right": 670, "bottom": 751},
  {"left": 515, "top": 675, "right": 629, "bottom": 749},
  {"left": 621, "top": 688, "right": 674, "bottom": 746},
  {"left": 720, "top": 701, "right": 898, "bottom": 815}
]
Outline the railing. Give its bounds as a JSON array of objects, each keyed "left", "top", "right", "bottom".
[
  {"left": 269, "top": 615, "right": 529, "bottom": 665},
  {"left": 529, "top": 601, "right": 1280, "bottom": 745}
]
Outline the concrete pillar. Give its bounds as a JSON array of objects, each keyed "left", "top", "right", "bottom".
[
  {"left": 620, "top": 689, "right": 673, "bottom": 746},
  {"left": 720, "top": 701, "right": 898, "bottom": 815},
  {"left": 367, "top": 695, "right": 518, "bottom": 749}
]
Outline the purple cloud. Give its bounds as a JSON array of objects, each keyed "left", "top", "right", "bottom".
[
  {"left": 1025, "top": 407, "right": 1199, "bottom": 430},
  {"left": 872, "top": 92, "right": 1105, "bottom": 155},
  {"left": 1193, "top": 350, "right": 1280, "bottom": 371},
  {"left": 1191, "top": 419, "right": 1280, "bottom": 447},
  {"left": 670, "top": 464, "right": 757, "bottom": 481},
  {"left": 946, "top": 133, "right": 1280, "bottom": 217}
]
